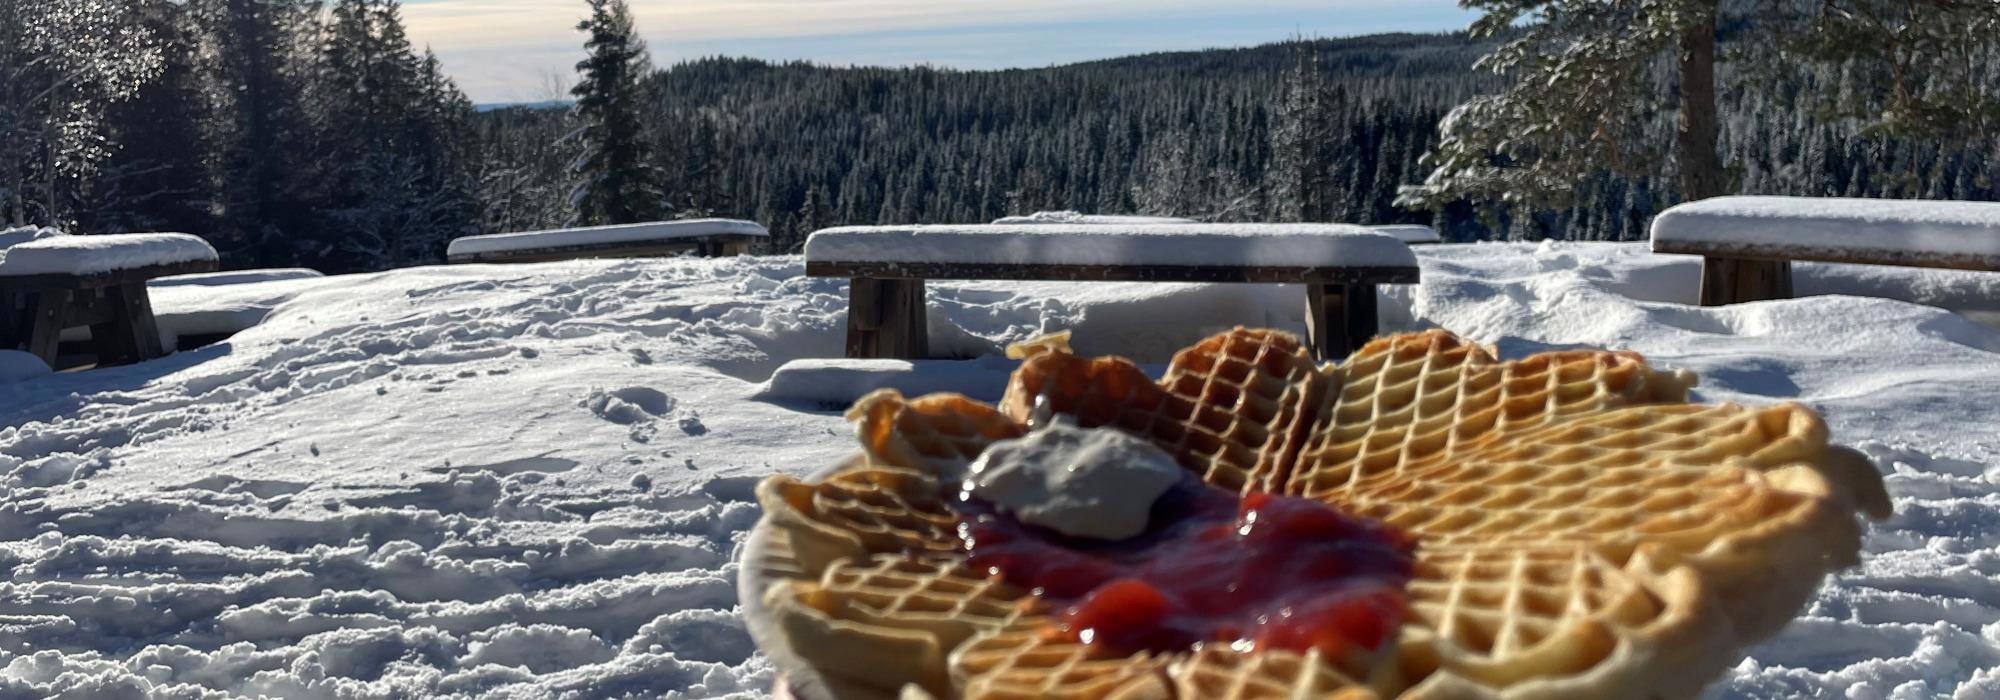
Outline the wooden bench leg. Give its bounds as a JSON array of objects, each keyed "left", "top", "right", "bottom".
[
  {"left": 845, "top": 277, "right": 929, "bottom": 359},
  {"left": 1699, "top": 257, "right": 1793, "bottom": 306},
  {"left": 21, "top": 289, "right": 68, "bottom": 368},
  {"left": 1306, "top": 283, "right": 1379, "bottom": 362},
  {"left": 90, "top": 282, "right": 164, "bottom": 366}
]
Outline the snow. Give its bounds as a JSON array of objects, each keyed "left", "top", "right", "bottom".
[
  {"left": 150, "top": 268, "right": 325, "bottom": 288},
  {"left": 0, "top": 233, "right": 217, "bottom": 277},
  {"left": 2, "top": 242, "right": 1999, "bottom": 698},
  {"left": 805, "top": 223, "right": 1420, "bottom": 268},
  {"left": 0, "top": 226, "right": 61, "bottom": 249},
  {"left": 447, "top": 219, "right": 769, "bottom": 258},
  {"left": 990, "top": 211, "right": 1199, "bottom": 225},
  {"left": 0, "top": 350, "right": 50, "bottom": 385},
  {"left": 1652, "top": 196, "right": 2000, "bottom": 263},
  {"left": 1370, "top": 224, "right": 1443, "bottom": 244}
]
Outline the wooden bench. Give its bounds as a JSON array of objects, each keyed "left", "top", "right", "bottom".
[
  {"left": 447, "top": 219, "right": 768, "bottom": 264},
  {"left": 804, "top": 224, "right": 1421, "bottom": 361},
  {"left": 1, "top": 233, "right": 220, "bottom": 368},
  {"left": 1652, "top": 196, "right": 2000, "bottom": 306}
]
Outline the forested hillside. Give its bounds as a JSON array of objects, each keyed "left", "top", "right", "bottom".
[
  {"left": 485, "top": 31, "right": 2000, "bottom": 253},
  {"left": 10, "top": 1, "right": 1999, "bottom": 271}
]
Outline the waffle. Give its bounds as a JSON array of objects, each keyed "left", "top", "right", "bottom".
[{"left": 748, "top": 328, "right": 1891, "bottom": 699}]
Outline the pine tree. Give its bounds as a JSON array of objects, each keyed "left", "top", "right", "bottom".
[
  {"left": 195, "top": 0, "right": 320, "bottom": 265},
  {"left": 568, "top": 0, "right": 663, "bottom": 226},
  {"left": 1405, "top": 0, "right": 2000, "bottom": 214},
  {"left": 794, "top": 182, "right": 828, "bottom": 252}
]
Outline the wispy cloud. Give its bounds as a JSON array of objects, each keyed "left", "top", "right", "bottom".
[{"left": 400, "top": 0, "right": 1473, "bottom": 102}]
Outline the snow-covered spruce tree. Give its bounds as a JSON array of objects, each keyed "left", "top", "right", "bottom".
[
  {"left": 319, "top": 0, "right": 481, "bottom": 270},
  {"left": 0, "top": 0, "right": 164, "bottom": 227},
  {"left": 569, "top": 0, "right": 664, "bottom": 227},
  {"left": 78, "top": 0, "right": 211, "bottom": 236},
  {"left": 1403, "top": 0, "right": 2000, "bottom": 214},
  {"left": 1268, "top": 45, "right": 1338, "bottom": 222},
  {"left": 193, "top": 0, "right": 321, "bottom": 266}
]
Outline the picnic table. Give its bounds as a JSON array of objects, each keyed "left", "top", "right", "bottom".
[
  {"left": 0, "top": 233, "right": 219, "bottom": 368},
  {"left": 804, "top": 224, "right": 1421, "bottom": 361},
  {"left": 1652, "top": 196, "right": 2000, "bottom": 305},
  {"left": 447, "top": 219, "right": 768, "bottom": 264}
]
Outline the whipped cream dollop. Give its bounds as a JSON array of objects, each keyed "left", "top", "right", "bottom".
[{"left": 961, "top": 419, "right": 1183, "bottom": 540}]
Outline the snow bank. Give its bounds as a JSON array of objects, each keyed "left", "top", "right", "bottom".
[
  {"left": 991, "top": 211, "right": 1198, "bottom": 225},
  {"left": 805, "top": 224, "right": 1419, "bottom": 268},
  {"left": 0, "top": 225, "right": 61, "bottom": 249},
  {"left": 756, "top": 356, "right": 1022, "bottom": 406},
  {"left": 448, "top": 219, "right": 769, "bottom": 258},
  {"left": 1652, "top": 196, "right": 2000, "bottom": 263},
  {"left": 0, "top": 232, "right": 217, "bottom": 277},
  {"left": 150, "top": 267, "right": 324, "bottom": 288},
  {"left": 0, "top": 350, "right": 50, "bottom": 384},
  {"left": 1, "top": 242, "right": 1998, "bottom": 698},
  {"left": 1370, "top": 224, "right": 1442, "bottom": 244}
]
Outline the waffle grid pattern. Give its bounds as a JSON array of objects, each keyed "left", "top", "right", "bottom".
[{"left": 749, "top": 328, "right": 1889, "bottom": 700}]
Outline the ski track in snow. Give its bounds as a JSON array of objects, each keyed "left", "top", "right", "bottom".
[{"left": 0, "top": 244, "right": 1997, "bottom": 698}]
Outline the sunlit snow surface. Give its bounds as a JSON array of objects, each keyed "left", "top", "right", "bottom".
[{"left": 3, "top": 243, "right": 1999, "bottom": 698}]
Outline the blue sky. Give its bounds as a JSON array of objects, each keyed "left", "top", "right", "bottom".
[{"left": 401, "top": 1, "right": 1475, "bottom": 103}]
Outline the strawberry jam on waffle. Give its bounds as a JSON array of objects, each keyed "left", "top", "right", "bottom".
[{"left": 958, "top": 476, "right": 1416, "bottom": 659}]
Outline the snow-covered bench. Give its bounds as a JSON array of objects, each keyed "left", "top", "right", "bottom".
[
  {"left": 446, "top": 219, "right": 768, "bottom": 264},
  {"left": 804, "top": 223, "right": 1421, "bottom": 360},
  {"left": 0, "top": 232, "right": 219, "bottom": 367},
  {"left": 1652, "top": 196, "right": 2000, "bottom": 305}
]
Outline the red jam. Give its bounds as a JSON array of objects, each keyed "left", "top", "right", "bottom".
[{"left": 958, "top": 478, "right": 1416, "bottom": 659}]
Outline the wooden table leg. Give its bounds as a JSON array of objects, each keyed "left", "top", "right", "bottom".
[
  {"left": 845, "top": 277, "right": 929, "bottom": 359},
  {"left": 1306, "top": 283, "right": 1379, "bottom": 362},
  {"left": 91, "top": 282, "right": 164, "bottom": 366},
  {"left": 23, "top": 289, "right": 68, "bottom": 367},
  {"left": 1699, "top": 257, "right": 1792, "bottom": 306}
]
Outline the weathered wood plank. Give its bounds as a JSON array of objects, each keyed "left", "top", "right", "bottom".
[
  {"left": 23, "top": 289, "right": 67, "bottom": 366},
  {"left": 806, "top": 260, "right": 1419, "bottom": 285},
  {"left": 90, "top": 282, "right": 163, "bottom": 366},
  {"left": 1655, "top": 238, "right": 2000, "bottom": 273},
  {"left": 1699, "top": 257, "right": 1794, "bottom": 306},
  {"left": 844, "top": 278, "right": 928, "bottom": 359},
  {"left": 1305, "top": 283, "right": 1380, "bottom": 361}
]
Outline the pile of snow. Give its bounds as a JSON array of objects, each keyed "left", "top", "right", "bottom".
[
  {"left": 0, "top": 232, "right": 216, "bottom": 277},
  {"left": 2, "top": 242, "right": 1999, "bottom": 697},
  {"left": 756, "top": 355, "right": 1023, "bottom": 407},
  {"left": 448, "top": 219, "right": 769, "bottom": 259},
  {"left": 805, "top": 223, "right": 1418, "bottom": 268},
  {"left": 150, "top": 268, "right": 324, "bottom": 288},
  {"left": 1653, "top": 196, "right": 2000, "bottom": 264},
  {"left": 0, "top": 226, "right": 62, "bottom": 249},
  {"left": 0, "top": 350, "right": 50, "bottom": 384},
  {"left": 1369, "top": 224, "right": 1443, "bottom": 244},
  {"left": 991, "top": 211, "right": 1199, "bottom": 225}
]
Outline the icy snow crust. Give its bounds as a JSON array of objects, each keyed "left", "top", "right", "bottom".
[
  {"left": 1652, "top": 196, "right": 2000, "bottom": 263},
  {"left": 806, "top": 223, "right": 1419, "bottom": 268},
  {"left": 3, "top": 243, "right": 2000, "bottom": 697},
  {"left": 447, "top": 219, "right": 769, "bottom": 258},
  {"left": 0, "top": 232, "right": 217, "bottom": 277}
]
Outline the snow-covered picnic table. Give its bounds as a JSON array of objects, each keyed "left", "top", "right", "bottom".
[
  {"left": 805, "top": 223, "right": 1421, "bottom": 360},
  {"left": 1652, "top": 196, "right": 2000, "bottom": 304},
  {"left": 0, "top": 231, "right": 219, "bottom": 367},
  {"left": 446, "top": 219, "right": 768, "bottom": 264}
]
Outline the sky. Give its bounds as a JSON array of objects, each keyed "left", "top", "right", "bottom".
[{"left": 400, "top": 1, "right": 1477, "bottom": 104}]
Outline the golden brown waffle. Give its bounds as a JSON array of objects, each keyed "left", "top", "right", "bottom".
[
  {"left": 996, "top": 329, "right": 1324, "bottom": 494},
  {"left": 747, "top": 328, "right": 1891, "bottom": 699}
]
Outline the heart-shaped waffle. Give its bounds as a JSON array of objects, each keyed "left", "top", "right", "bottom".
[{"left": 745, "top": 329, "right": 1891, "bottom": 699}]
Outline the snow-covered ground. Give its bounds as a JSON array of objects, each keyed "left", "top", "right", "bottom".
[{"left": 3, "top": 242, "right": 1999, "bottom": 699}]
